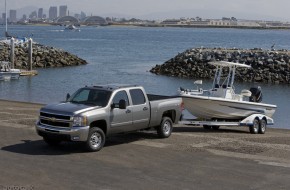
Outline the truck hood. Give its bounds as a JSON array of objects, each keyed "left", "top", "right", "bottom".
[{"left": 41, "top": 102, "right": 100, "bottom": 116}]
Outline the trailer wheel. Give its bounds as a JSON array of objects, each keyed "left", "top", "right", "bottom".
[
  {"left": 258, "top": 119, "right": 267, "bottom": 134},
  {"left": 249, "top": 118, "right": 259, "bottom": 134},
  {"left": 203, "top": 125, "right": 212, "bottom": 130},
  {"left": 157, "top": 117, "right": 173, "bottom": 138},
  {"left": 84, "top": 127, "right": 105, "bottom": 152},
  {"left": 212, "top": 126, "right": 220, "bottom": 130}
]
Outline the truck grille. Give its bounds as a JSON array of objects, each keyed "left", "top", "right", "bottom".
[{"left": 40, "top": 112, "right": 72, "bottom": 128}]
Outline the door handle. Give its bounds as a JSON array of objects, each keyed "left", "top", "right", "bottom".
[
  {"left": 143, "top": 107, "right": 148, "bottom": 111},
  {"left": 126, "top": 109, "right": 131, "bottom": 114}
]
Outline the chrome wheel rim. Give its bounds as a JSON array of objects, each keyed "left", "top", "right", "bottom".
[
  {"left": 254, "top": 120, "right": 259, "bottom": 133},
  {"left": 261, "top": 121, "right": 266, "bottom": 132},
  {"left": 90, "top": 132, "right": 102, "bottom": 148},
  {"left": 163, "top": 121, "right": 171, "bottom": 135}
]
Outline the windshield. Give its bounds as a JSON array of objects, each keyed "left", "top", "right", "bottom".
[{"left": 68, "top": 88, "right": 112, "bottom": 107}]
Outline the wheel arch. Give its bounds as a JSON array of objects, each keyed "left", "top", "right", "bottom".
[
  {"left": 90, "top": 120, "right": 107, "bottom": 135},
  {"left": 162, "top": 110, "right": 176, "bottom": 123}
]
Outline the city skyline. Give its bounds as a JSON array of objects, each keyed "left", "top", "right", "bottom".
[{"left": 1, "top": 0, "right": 290, "bottom": 21}]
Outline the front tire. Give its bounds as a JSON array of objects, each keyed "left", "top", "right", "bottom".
[
  {"left": 157, "top": 117, "right": 173, "bottom": 138},
  {"left": 84, "top": 127, "right": 105, "bottom": 152}
]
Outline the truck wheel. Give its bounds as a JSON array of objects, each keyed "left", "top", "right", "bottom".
[
  {"left": 157, "top": 117, "right": 173, "bottom": 138},
  {"left": 203, "top": 125, "right": 212, "bottom": 130},
  {"left": 85, "top": 127, "right": 105, "bottom": 152},
  {"left": 249, "top": 118, "right": 259, "bottom": 134},
  {"left": 258, "top": 119, "right": 267, "bottom": 134},
  {"left": 43, "top": 137, "right": 61, "bottom": 146}
]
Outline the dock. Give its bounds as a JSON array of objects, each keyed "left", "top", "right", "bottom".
[{"left": 20, "top": 70, "right": 38, "bottom": 76}]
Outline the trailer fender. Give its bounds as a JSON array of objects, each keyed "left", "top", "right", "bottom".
[{"left": 240, "top": 114, "right": 274, "bottom": 126}]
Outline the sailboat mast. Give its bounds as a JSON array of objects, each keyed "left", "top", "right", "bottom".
[{"left": 5, "top": 0, "right": 7, "bottom": 33}]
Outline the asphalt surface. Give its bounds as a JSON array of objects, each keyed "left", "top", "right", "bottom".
[{"left": 0, "top": 100, "right": 290, "bottom": 190}]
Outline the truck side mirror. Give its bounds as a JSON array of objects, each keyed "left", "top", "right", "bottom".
[
  {"left": 119, "top": 99, "right": 126, "bottom": 109},
  {"left": 66, "top": 93, "right": 70, "bottom": 101}
]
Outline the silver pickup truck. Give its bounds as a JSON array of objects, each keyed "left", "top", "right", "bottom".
[{"left": 36, "top": 84, "right": 183, "bottom": 151}]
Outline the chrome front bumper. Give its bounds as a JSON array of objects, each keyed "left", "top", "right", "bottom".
[{"left": 35, "top": 121, "right": 90, "bottom": 141}]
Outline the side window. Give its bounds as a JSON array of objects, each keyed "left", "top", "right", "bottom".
[
  {"left": 112, "top": 91, "right": 129, "bottom": 108},
  {"left": 130, "top": 89, "right": 146, "bottom": 105}
]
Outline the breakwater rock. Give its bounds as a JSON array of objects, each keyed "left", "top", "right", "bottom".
[
  {"left": 150, "top": 47, "right": 290, "bottom": 84},
  {"left": 0, "top": 41, "right": 87, "bottom": 68}
]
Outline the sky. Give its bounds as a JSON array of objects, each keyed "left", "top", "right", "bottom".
[{"left": 1, "top": 0, "right": 290, "bottom": 21}]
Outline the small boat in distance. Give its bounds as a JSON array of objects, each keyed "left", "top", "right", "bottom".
[
  {"left": 64, "top": 24, "right": 81, "bottom": 32},
  {"left": 179, "top": 61, "right": 277, "bottom": 120},
  {"left": 0, "top": 61, "right": 21, "bottom": 81}
]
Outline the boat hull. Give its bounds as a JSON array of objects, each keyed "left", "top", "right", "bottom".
[
  {"left": 182, "top": 95, "right": 276, "bottom": 120},
  {"left": 0, "top": 69, "right": 20, "bottom": 80},
  {"left": 0, "top": 72, "right": 11, "bottom": 80}
]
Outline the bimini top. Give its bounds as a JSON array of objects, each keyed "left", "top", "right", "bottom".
[{"left": 208, "top": 61, "right": 251, "bottom": 68}]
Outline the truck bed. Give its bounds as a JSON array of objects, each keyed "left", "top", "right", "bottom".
[{"left": 147, "top": 94, "right": 179, "bottom": 101}]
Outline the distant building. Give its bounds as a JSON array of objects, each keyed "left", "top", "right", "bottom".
[
  {"left": 2, "top": 13, "right": 6, "bottom": 21},
  {"left": 59, "top": 5, "right": 67, "bottom": 17},
  {"left": 38, "top": 8, "right": 43, "bottom": 19},
  {"left": 237, "top": 20, "right": 260, "bottom": 27},
  {"left": 210, "top": 19, "right": 233, "bottom": 26},
  {"left": 29, "top": 11, "right": 37, "bottom": 19},
  {"left": 49, "top": 6, "right": 57, "bottom": 19},
  {"left": 80, "top": 11, "right": 86, "bottom": 20},
  {"left": 9, "top": 10, "right": 17, "bottom": 22}
]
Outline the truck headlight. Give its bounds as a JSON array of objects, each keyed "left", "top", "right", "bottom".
[{"left": 73, "top": 116, "right": 87, "bottom": 126}]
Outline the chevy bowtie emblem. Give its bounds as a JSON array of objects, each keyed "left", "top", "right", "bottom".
[{"left": 50, "top": 117, "right": 56, "bottom": 122}]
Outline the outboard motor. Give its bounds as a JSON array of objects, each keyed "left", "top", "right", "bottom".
[{"left": 249, "top": 86, "right": 263, "bottom": 103}]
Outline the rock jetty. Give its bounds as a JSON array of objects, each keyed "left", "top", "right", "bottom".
[
  {"left": 0, "top": 41, "right": 87, "bottom": 69},
  {"left": 150, "top": 47, "right": 290, "bottom": 84}
]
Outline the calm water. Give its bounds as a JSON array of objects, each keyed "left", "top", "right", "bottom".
[{"left": 0, "top": 25, "right": 289, "bottom": 129}]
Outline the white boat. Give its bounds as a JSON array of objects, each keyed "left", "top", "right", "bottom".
[
  {"left": 179, "top": 61, "right": 277, "bottom": 120},
  {"left": 0, "top": 61, "right": 21, "bottom": 81},
  {"left": 64, "top": 24, "right": 80, "bottom": 32}
]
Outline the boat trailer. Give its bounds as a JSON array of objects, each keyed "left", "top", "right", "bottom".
[{"left": 179, "top": 114, "right": 274, "bottom": 134}]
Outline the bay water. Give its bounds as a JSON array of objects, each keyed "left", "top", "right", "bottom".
[{"left": 0, "top": 25, "right": 289, "bottom": 129}]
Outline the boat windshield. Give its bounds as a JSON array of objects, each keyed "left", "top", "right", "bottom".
[
  {"left": 68, "top": 88, "right": 112, "bottom": 107},
  {"left": 212, "top": 65, "right": 236, "bottom": 89}
]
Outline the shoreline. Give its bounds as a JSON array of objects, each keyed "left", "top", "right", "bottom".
[{"left": 3, "top": 23, "right": 290, "bottom": 30}]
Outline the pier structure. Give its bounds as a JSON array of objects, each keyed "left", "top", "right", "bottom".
[{"left": 9, "top": 38, "right": 38, "bottom": 76}]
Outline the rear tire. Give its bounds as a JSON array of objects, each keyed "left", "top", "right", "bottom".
[
  {"left": 84, "top": 127, "right": 105, "bottom": 152},
  {"left": 157, "top": 117, "right": 173, "bottom": 138},
  {"left": 43, "top": 137, "right": 61, "bottom": 146},
  {"left": 249, "top": 118, "right": 259, "bottom": 134},
  {"left": 259, "top": 119, "right": 267, "bottom": 134}
]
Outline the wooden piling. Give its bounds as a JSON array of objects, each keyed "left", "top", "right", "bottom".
[{"left": 10, "top": 38, "right": 14, "bottom": 69}]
